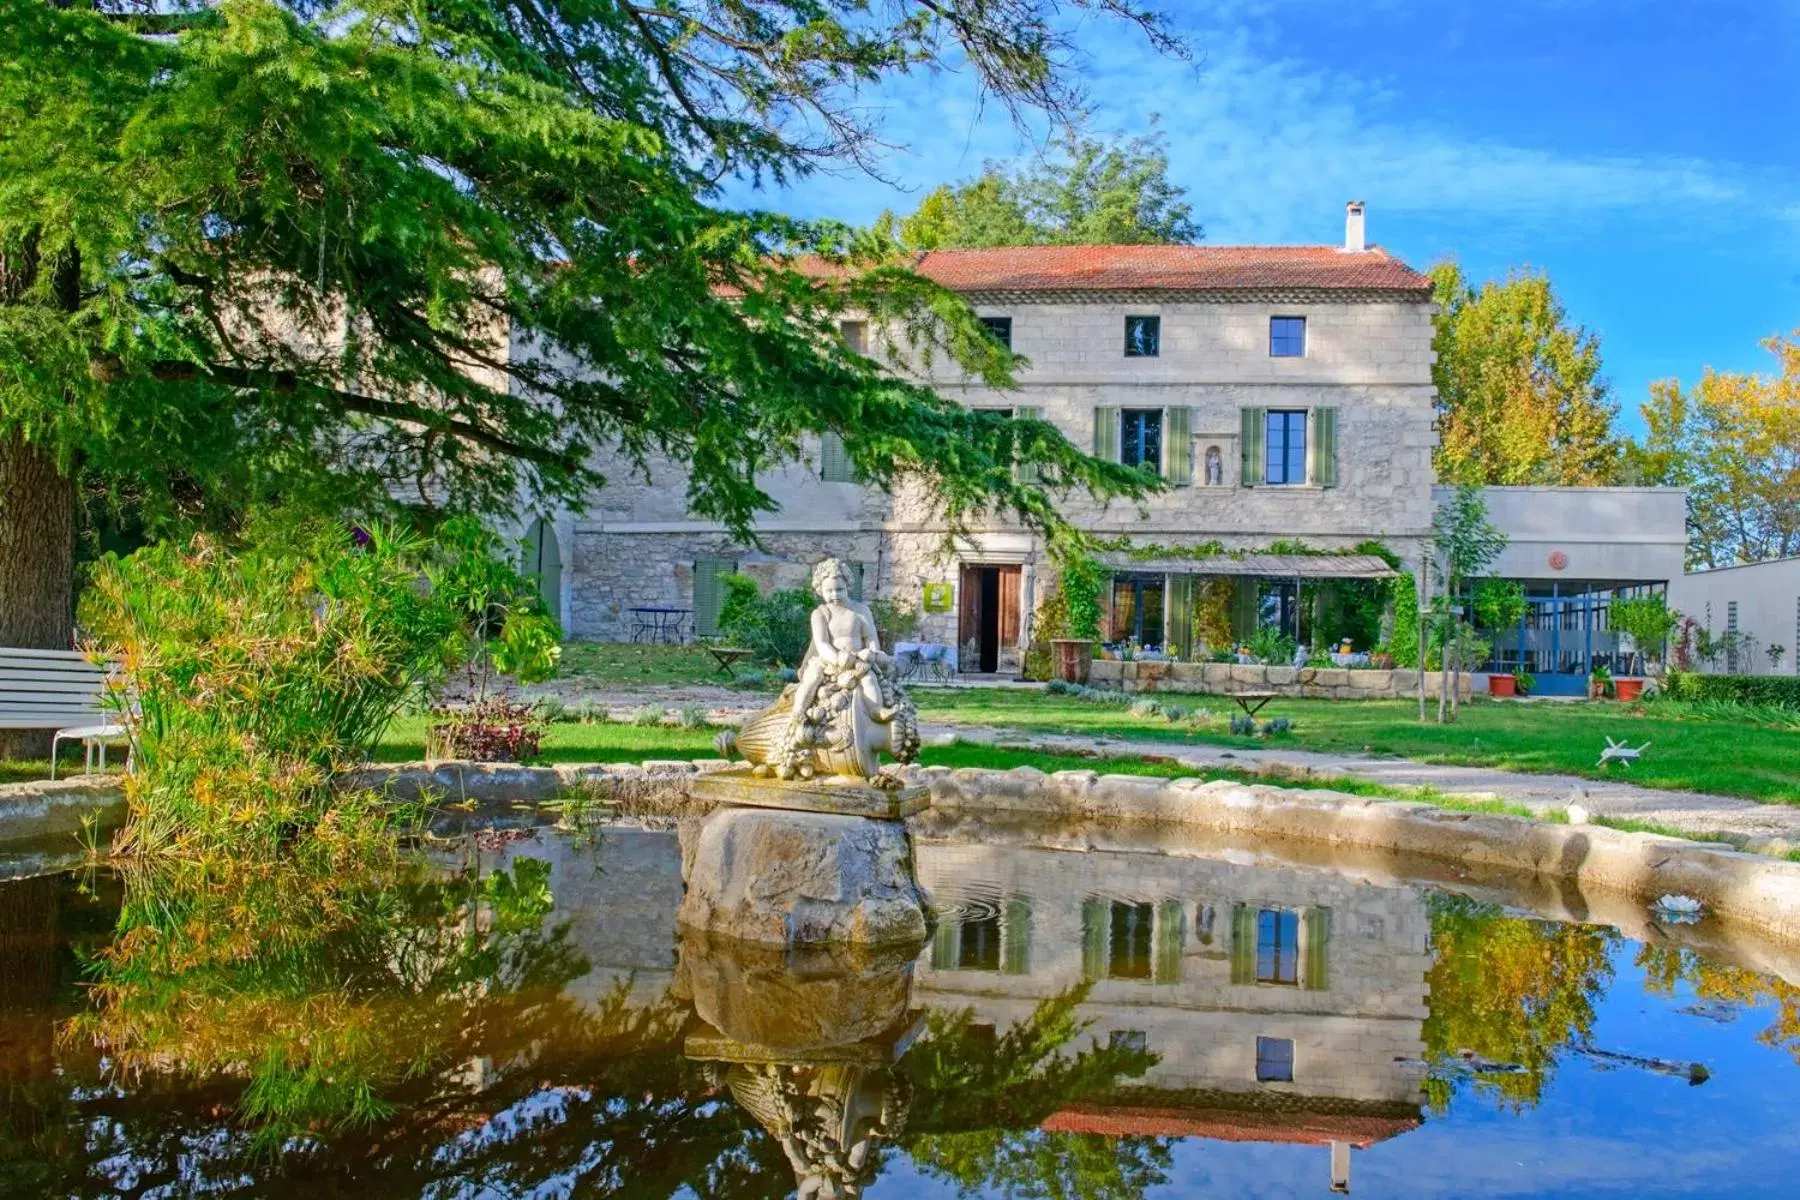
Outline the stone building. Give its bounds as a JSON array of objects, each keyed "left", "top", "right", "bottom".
[
  {"left": 517, "top": 203, "right": 1686, "bottom": 679},
  {"left": 912, "top": 836, "right": 1431, "bottom": 1193}
]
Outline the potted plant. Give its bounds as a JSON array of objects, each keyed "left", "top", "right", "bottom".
[
  {"left": 1513, "top": 669, "right": 1535, "bottom": 697},
  {"left": 1050, "top": 552, "right": 1103, "bottom": 684},
  {"left": 1588, "top": 663, "right": 1613, "bottom": 701},
  {"left": 1608, "top": 593, "right": 1681, "bottom": 689},
  {"left": 1488, "top": 671, "right": 1517, "bottom": 697}
]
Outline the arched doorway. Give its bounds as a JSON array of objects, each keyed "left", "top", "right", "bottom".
[{"left": 522, "top": 517, "right": 562, "bottom": 617}]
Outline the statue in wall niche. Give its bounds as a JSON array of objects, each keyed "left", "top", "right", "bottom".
[
  {"left": 1205, "top": 445, "right": 1223, "bottom": 486},
  {"left": 723, "top": 558, "right": 921, "bottom": 786}
]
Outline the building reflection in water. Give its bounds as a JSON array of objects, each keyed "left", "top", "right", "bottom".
[{"left": 914, "top": 838, "right": 1432, "bottom": 1194}]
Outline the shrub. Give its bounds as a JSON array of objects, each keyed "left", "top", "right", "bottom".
[
  {"left": 1229, "top": 714, "right": 1256, "bottom": 736},
  {"left": 675, "top": 703, "right": 710, "bottom": 729},
  {"left": 1661, "top": 671, "right": 1800, "bottom": 708},
  {"left": 1023, "top": 590, "right": 1071, "bottom": 681},
  {"left": 1057, "top": 552, "right": 1106, "bottom": 641},
  {"left": 1609, "top": 593, "right": 1682, "bottom": 669},
  {"left": 573, "top": 699, "right": 609, "bottom": 724},
  {"left": 717, "top": 574, "right": 815, "bottom": 666},
  {"left": 532, "top": 695, "right": 568, "bottom": 723},
  {"left": 80, "top": 512, "right": 482, "bottom": 856},
  {"left": 631, "top": 704, "right": 666, "bottom": 727},
  {"left": 433, "top": 696, "right": 545, "bottom": 762},
  {"left": 869, "top": 597, "right": 922, "bottom": 648},
  {"left": 1261, "top": 717, "right": 1293, "bottom": 736},
  {"left": 1128, "top": 698, "right": 1162, "bottom": 718}
]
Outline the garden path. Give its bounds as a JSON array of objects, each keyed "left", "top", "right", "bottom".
[{"left": 931, "top": 721, "right": 1800, "bottom": 853}]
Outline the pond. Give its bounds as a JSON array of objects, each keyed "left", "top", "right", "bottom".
[{"left": 4, "top": 815, "right": 1800, "bottom": 1199}]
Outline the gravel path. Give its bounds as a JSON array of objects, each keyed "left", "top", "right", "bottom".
[{"left": 928, "top": 721, "right": 1800, "bottom": 854}]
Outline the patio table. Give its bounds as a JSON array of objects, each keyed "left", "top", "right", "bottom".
[{"left": 629, "top": 607, "right": 691, "bottom": 644}]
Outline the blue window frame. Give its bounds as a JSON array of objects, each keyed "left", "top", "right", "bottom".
[
  {"left": 1256, "top": 1036, "right": 1295, "bottom": 1082},
  {"left": 1265, "top": 410, "right": 1308, "bottom": 485},
  {"left": 1120, "top": 409, "right": 1163, "bottom": 473},
  {"left": 1270, "top": 316, "right": 1306, "bottom": 357},
  {"left": 1124, "top": 315, "right": 1160, "bottom": 357},
  {"left": 1256, "top": 909, "right": 1299, "bottom": 985}
]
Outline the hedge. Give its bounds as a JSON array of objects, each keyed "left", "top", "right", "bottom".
[{"left": 1661, "top": 671, "right": 1800, "bottom": 707}]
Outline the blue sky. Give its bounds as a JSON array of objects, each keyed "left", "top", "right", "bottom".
[{"left": 726, "top": 0, "right": 1800, "bottom": 438}]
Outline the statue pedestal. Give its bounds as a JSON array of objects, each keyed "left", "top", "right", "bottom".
[
  {"left": 692, "top": 767, "right": 928, "bottom": 820},
  {"left": 678, "top": 806, "right": 928, "bottom": 948}
]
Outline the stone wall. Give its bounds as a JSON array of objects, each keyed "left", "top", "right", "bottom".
[{"left": 1089, "top": 659, "right": 1474, "bottom": 700}]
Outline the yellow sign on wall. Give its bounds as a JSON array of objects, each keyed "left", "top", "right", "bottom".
[{"left": 921, "top": 582, "right": 954, "bottom": 613}]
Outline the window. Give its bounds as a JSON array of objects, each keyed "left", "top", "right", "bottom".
[
  {"left": 1120, "top": 409, "right": 1163, "bottom": 473},
  {"left": 1264, "top": 410, "right": 1308, "bottom": 485},
  {"left": 1255, "top": 1036, "right": 1295, "bottom": 1083},
  {"left": 1256, "top": 909, "right": 1300, "bottom": 985},
  {"left": 981, "top": 316, "right": 1013, "bottom": 349},
  {"left": 1124, "top": 315, "right": 1160, "bottom": 357},
  {"left": 1110, "top": 573, "right": 1166, "bottom": 646},
  {"left": 1270, "top": 316, "right": 1306, "bottom": 357},
  {"left": 819, "top": 431, "right": 855, "bottom": 483},
  {"left": 1108, "top": 902, "right": 1156, "bottom": 980},
  {"left": 1728, "top": 601, "right": 1739, "bottom": 633},
  {"left": 957, "top": 913, "right": 1002, "bottom": 972},
  {"left": 838, "top": 319, "right": 868, "bottom": 354}
]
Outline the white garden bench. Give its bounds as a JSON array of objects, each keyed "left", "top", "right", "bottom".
[{"left": 0, "top": 647, "right": 128, "bottom": 778}]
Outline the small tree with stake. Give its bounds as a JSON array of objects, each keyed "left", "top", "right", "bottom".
[{"left": 1429, "top": 485, "right": 1507, "bottom": 723}]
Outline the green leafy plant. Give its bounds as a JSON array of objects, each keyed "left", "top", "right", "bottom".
[
  {"left": 1057, "top": 552, "right": 1106, "bottom": 642},
  {"left": 1246, "top": 625, "right": 1296, "bottom": 666},
  {"left": 1769, "top": 644, "right": 1787, "bottom": 672},
  {"left": 1663, "top": 671, "right": 1800, "bottom": 708},
  {"left": 1513, "top": 670, "right": 1536, "bottom": 696},
  {"left": 869, "top": 596, "right": 922, "bottom": 648},
  {"left": 1609, "top": 594, "right": 1682, "bottom": 672},
  {"left": 1474, "top": 578, "right": 1528, "bottom": 631},
  {"left": 717, "top": 574, "right": 816, "bottom": 666},
  {"left": 80, "top": 510, "right": 504, "bottom": 856}
]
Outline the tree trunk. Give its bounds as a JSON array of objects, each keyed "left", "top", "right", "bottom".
[
  {"left": 0, "top": 432, "right": 77, "bottom": 760},
  {"left": 1416, "top": 558, "right": 1428, "bottom": 723},
  {"left": 1437, "top": 607, "right": 1450, "bottom": 725}
]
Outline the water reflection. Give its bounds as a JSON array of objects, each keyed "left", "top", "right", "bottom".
[{"left": 4, "top": 822, "right": 1800, "bottom": 1197}]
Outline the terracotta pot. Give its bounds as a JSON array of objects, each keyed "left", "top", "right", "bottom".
[
  {"left": 1614, "top": 677, "right": 1644, "bottom": 702},
  {"left": 1051, "top": 639, "right": 1093, "bottom": 685},
  {"left": 1487, "top": 674, "right": 1517, "bottom": 697}
]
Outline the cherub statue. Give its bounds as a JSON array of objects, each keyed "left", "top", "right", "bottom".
[
  {"left": 789, "top": 559, "right": 894, "bottom": 731},
  {"left": 720, "top": 558, "right": 920, "bottom": 784}
]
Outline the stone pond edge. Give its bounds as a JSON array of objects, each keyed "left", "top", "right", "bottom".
[{"left": 6, "top": 759, "right": 1800, "bottom": 945}]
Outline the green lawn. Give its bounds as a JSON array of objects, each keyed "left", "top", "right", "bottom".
[
  {"left": 914, "top": 689, "right": 1800, "bottom": 805},
  {"left": 375, "top": 714, "right": 724, "bottom": 763},
  {"left": 556, "top": 641, "right": 760, "bottom": 688}
]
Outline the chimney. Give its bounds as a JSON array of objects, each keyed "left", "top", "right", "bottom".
[{"left": 1343, "top": 201, "right": 1366, "bottom": 253}]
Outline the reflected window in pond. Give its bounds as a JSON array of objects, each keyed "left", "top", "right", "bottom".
[
  {"left": 931, "top": 895, "right": 1032, "bottom": 975},
  {"left": 1256, "top": 1035, "right": 1296, "bottom": 1083},
  {"left": 1110, "top": 1029, "right": 1148, "bottom": 1053},
  {"left": 1082, "top": 898, "right": 1186, "bottom": 983},
  {"left": 1257, "top": 908, "right": 1299, "bottom": 985},
  {"left": 1231, "top": 903, "right": 1332, "bottom": 990}
]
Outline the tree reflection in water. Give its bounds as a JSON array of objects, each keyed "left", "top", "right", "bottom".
[
  {"left": 1421, "top": 893, "right": 1617, "bottom": 1113},
  {"left": 2, "top": 852, "right": 1162, "bottom": 1199}
]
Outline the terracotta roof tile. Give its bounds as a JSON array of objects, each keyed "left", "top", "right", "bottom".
[{"left": 909, "top": 244, "right": 1431, "bottom": 294}]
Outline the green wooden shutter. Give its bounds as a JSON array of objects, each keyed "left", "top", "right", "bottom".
[
  {"left": 1229, "top": 903, "right": 1257, "bottom": 985},
  {"left": 1002, "top": 896, "right": 1032, "bottom": 975},
  {"left": 931, "top": 918, "right": 959, "bottom": 970},
  {"left": 1231, "top": 578, "right": 1259, "bottom": 643},
  {"left": 1092, "top": 407, "right": 1120, "bottom": 462},
  {"left": 1240, "top": 408, "right": 1265, "bottom": 486},
  {"left": 847, "top": 561, "right": 868, "bottom": 601},
  {"left": 693, "top": 557, "right": 737, "bottom": 637},
  {"left": 1303, "top": 907, "right": 1332, "bottom": 990},
  {"left": 1081, "top": 898, "right": 1109, "bottom": 981},
  {"left": 819, "top": 431, "right": 855, "bottom": 482},
  {"left": 1152, "top": 900, "right": 1185, "bottom": 984},
  {"left": 1166, "top": 573, "right": 1194, "bottom": 660},
  {"left": 1013, "top": 405, "right": 1042, "bottom": 484},
  {"left": 1311, "top": 407, "right": 1338, "bottom": 487},
  {"left": 1162, "top": 406, "right": 1193, "bottom": 484}
]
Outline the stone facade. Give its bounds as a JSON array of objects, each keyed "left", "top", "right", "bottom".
[
  {"left": 911, "top": 836, "right": 1431, "bottom": 1106},
  {"left": 537, "top": 243, "right": 1442, "bottom": 652}
]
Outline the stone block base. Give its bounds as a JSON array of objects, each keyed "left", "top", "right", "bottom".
[
  {"left": 678, "top": 807, "right": 929, "bottom": 947},
  {"left": 693, "top": 767, "right": 928, "bottom": 819}
]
